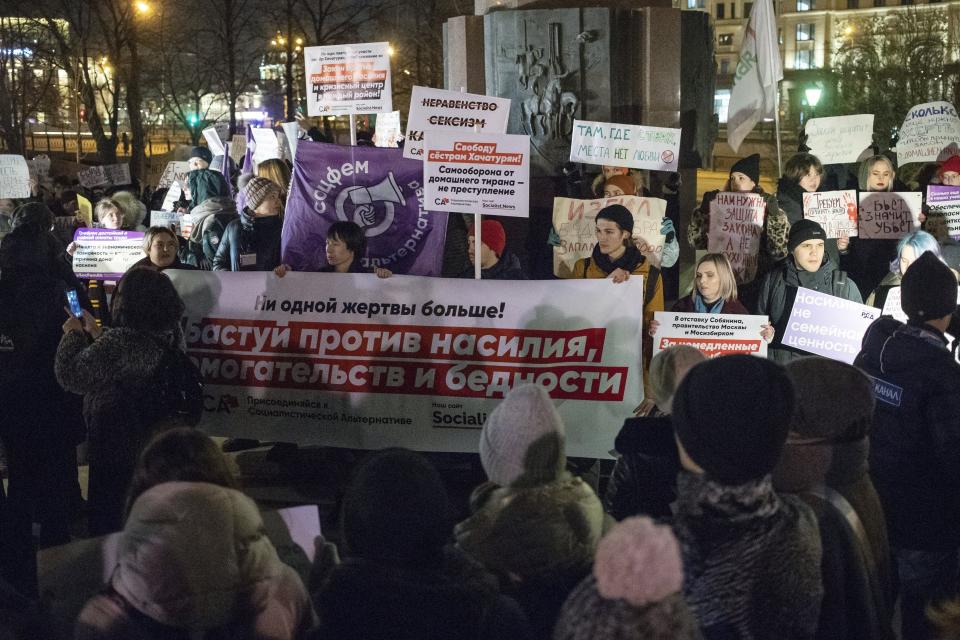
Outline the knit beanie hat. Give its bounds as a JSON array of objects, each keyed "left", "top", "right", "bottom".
[
  {"left": 469, "top": 219, "right": 506, "bottom": 257},
  {"left": 342, "top": 448, "right": 451, "bottom": 569},
  {"left": 190, "top": 146, "right": 213, "bottom": 164},
  {"left": 604, "top": 174, "right": 637, "bottom": 196},
  {"left": 788, "top": 218, "right": 827, "bottom": 253},
  {"left": 901, "top": 251, "right": 958, "bottom": 323},
  {"left": 939, "top": 155, "right": 960, "bottom": 178},
  {"left": 554, "top": 517, "right": 698, "bottom": 640},
  {"left": 596, "top": 204, "right": 634, "bottom": 234},
  {"left": 243, "top": 176, "right": 281, "bottom": 212},
  {"left": 673, "top": 354, "right": 795, "bottom": 485},
  {"left": 730, "top": 153, "right": 761, "bottom": 184},
  {"left": 479, "top": 384, "right": 566, "bottom": 487},
  {"left": 785, "top": 357, "right": 874, "bottom": 442}
]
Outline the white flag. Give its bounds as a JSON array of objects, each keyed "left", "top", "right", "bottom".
[{"left": 726, "top": 0, "right": 782, "bottom": 152}]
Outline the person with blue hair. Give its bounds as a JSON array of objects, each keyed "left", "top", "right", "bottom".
[{"left": 865, "top": 230, "right": 953, "bottom": 309}]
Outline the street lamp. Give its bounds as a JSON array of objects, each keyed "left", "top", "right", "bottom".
[
  {"left": 134, "top": 1, "right": 151, "bottom": 15},
  {"left": 804, "top": 87, "right": 822, "bottom": 109}
]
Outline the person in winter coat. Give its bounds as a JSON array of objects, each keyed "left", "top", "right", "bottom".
[
  {"left": 130, "top": 226, "right": 197, "bottom": 272},
  {"left": 773, "top": 357, "right": 895, "bottom": 640},
  {"left": 601, "top": 174, "right": 680, "bottom": 270},
  {"left": 309, "top": 448, "right": 531, "bottom": 640},
  {"left": 460, "top": 219, "right": 526, "bottom": 280},
  {"left": 188, "top": 145, "right": 212, "bottom": 171},
  {"left": 687, "top": 153, "right": 791, "bottom": 308},
  {"left": 854, "top": 251, "right": 960, "bottom": 640},
  {"left": 553, "top": 517, "right": 700, "bottom": 640},
  {"left": 318, "top": 220, "right": 391, "bottom": 278},
  {"left": 55, "top": 268, "right": 191, "bottom": 535},
  {"left": 110, "top": 191, "right": 147, "bottom": 231},
  {"left": 671, "top": 355, "right": 823, "bottom": 640},
  {"left": 455, "top": 385, "right": 607, "bottom": 640},
  {"left": 213, "top": 177, "right": 285, "bottom": 273},
  {"left": 603, "top": 346, "right": 706, "bottom": 520},
  {"left": 74, "top": 481, "right": 314, "bottom": 640},
  {"left": 0, "top": 203, "right": 87, "bottom": 596},
  {"left": 865, "top": 230, "right": 949, "bottom": 309},
  {"left": 756, "top": 219, "right": 862, "bottom": 363},
  {"left": 180, "top": 194, "right": 237, "bottom": 269},
  {"left": 186, "top": 166, "right": 230, "bottom": 212},
  {"left": 777, "top": 152, "right": 850, "bottom": 266}
]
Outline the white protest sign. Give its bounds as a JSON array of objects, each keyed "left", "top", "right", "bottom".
[
  {"left": 161, "top": 182, "right": 182, "bottom": 213},
  {"left": 0, "top": 155, "right": 31, "bottom": 198},
  {"left": 229, "top": 134, "right": 247, "bottom": 164},
  {"left": 927, "top": 185, "right": 960, "bottom": 239},
  {"left": 802, "top": 190, "right": 858, "bottom": 238},
  {"left": 804, "top": 115, "right": 874, "bottom": 165},
  {"left": 858, "top": 191, "right": 922, "bottom": 239},
  {"left": 104, "top": 163, "right": 131, "bottom": 186},
  {"left": 157, "top": 160, "right": 190, "bottom": 190},
  {"left": 71, "top": 229, "right": 145, "bottom": 279},
  {"left": 570, "top": 119, "right": 681, "bottom": 172},
  {"left": 423, "top": 130, "right": 530, "bottom": 217},
  {"left": 214, "top": 121, "right": 230, "bottom": 142},
  {"left": 707, "top": 192, "right": 766, "bottom": 283},
  {"left": 27, "top": 154, "right": 52, "bottom": 184},
  {"left": 180, "top": 212, "right": 195, "bottom": 239},
  {"left": 202, "top": 127, "right": 226, "bottom": 156},
  {"left": 552, "top": 195, "right": 666, "bottom": 276},
  {"left": 651, "top": 312, "right": 768, "bottom": 358},
  {"left": 150, "top": 210, "right": 182, "bottom": 234},
  {"left": 304, "top": 41, "right": 392, "bottom": 116},
  {"left": 781, "top": 287, "right": 879, "bottom": 364},
  {"left": 251, "top": 127, "right": 281, "bottom": 166},
  {"left": 404, "top": 87, "right": 510, "bottom": 160},
  {"left": 77, "top": 165, "right": 109, "bottom": 189},
  {"left": 281, "top": 121, "right": 301, "bottom": 161},
  {"left": 897, "top": 101, "right": 960, "bottom": 164},
  {"left": 168, "top": 271, "right": 643, "bottom": 458},
  {"left": 374, "top": 110, "right": 402, "bottom": 148}
]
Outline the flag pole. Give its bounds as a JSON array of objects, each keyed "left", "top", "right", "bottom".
[{"left": 773, "top": 81, "right": 783, "bottom": 177}]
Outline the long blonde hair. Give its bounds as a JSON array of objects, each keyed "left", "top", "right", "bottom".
[
  {"left": 696, "top": 253, "right": 739, "bottom": 302},
  {"left": 257, "top": 159, "right": 291, "bottom": 196}
]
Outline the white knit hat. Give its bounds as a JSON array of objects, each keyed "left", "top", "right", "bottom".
[{"left": 479, "top": 384, "right": 566, "bottom": 487}]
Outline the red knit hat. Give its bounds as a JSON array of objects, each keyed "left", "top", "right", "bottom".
[
  {"left": 469, "top": 219, "right": 506, "bottom": 257},
  {"left": 939, "top": 155, "right": 960, "bottom": 178}
]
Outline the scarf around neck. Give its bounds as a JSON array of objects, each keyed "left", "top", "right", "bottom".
[
  {"left": 590, "top": 243, "right": 644, "bottom": 275},
  {"left": 693, "top": 292, "right": 724, "bottom": 314}
]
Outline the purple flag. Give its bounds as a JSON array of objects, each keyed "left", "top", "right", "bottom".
[
  {"left": 282, "top": 141, "right": 448, "bottom": 276},
  {"left": 241, "top": 124, "right": 254, "bottom": 176}
]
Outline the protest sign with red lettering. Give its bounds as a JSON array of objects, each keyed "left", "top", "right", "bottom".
[
  {"left": 552, "top": 195, "right": 666, "bottom": 276},
  {"left": 858, "top": 191, "right": 922, "bottom": 239},
  {"left": 651, "top": 312, "right": 768, "bottom": 358},
  {"left": 707, "top": 191, "right": 766, "bottom": 282},
  {"left": 423, "top": 131, "right": 530, "bottom": 217},
  {"left": 781, "top": 287, "right": 879, "bottom": 364},
  {"left": 404, "top": 86, "right": 510, "bottom": 161},
  {"left": 802, "top": 190, "right": 858, "bottom": 238},
  {"left": 304, "top": 42, "right": 392, "bottom": 116},
  {"left": 168, "top": 271, "right": 644, "bottom": 458}
]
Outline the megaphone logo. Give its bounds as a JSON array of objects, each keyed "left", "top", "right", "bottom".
[{"left": 334, "top": 172, "right": 404, "bottom": 237}]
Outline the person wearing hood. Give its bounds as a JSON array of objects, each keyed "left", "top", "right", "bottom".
[
  {"left": 455, "top": 384, "right": 607, "bottom": 639},
  {"left": 756, "top": 219, "right": 863, "bottom": 363},
  {"left": 180, "top": 191, "right": 238, "bottom": 270},
  {"left": 460, "top": 219, "right": 526, "bottom": 280},
  {"left": 212, "top": 177, "right": 286, "bottom": 274},
  {"left": 854, "top": 251, "right": 960, "bottom": 640},
  {"left": 773, "top": 357, "right": 895, "bottom": 640},
  {"left": 75, "top": 481, "right": 314, "bottom": 640},
  {"left": 553, "top": 517, "right": 700, "bottom": 640},
  {"left": 671, "top": 355, "right": 823, "bottom": 639},
  {"left": 0, "top": 203, "right": 87, "bottom": 596},
  {"left": 309, "top": 447, "right": 531, "bottom": 640},
  {"left": 130, "top": 226, "right": 197, "bottom": 272}
]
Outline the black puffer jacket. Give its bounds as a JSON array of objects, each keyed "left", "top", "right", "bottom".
[
  {"left": 854, "top": 317, "right": 960, "bottom": 551},
  {"left": 211, "top": 209, "right": 283, "bottom": 272}
]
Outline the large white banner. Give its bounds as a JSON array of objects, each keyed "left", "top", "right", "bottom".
[
  {"left": 304, "top": 42, "right": 392, "bottom": 116},
  {"left": 651, "top": 312, "right": 768, "bottom": 358},
  {"left": 404, "top": 87, "right": 510, "bottom": 160},
  {"left": 569, "top": 120, "right": 681, "bottom": 172},
  {"left": 804, "top": 115, "right": 874, "bottom": 165},
  {"left": 551, "top": 195, "right": 666, "bottom": 277},
  {"left": 169, "top": 271, "right": 644, "bottom": 458},
  {"left": 423, "top": 131, "right": 530, "bottom": 217},
  {"left": 897, "top": 101, "right": 960, "bottom": 164}
]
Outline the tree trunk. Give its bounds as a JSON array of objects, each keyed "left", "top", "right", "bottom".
[{"left": 126, "top": 22, "right": 146, "bottom": 181}]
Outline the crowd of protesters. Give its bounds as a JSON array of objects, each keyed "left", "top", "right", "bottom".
[{"left": 0, "top": 127, "right": 958, "bottom": 640}]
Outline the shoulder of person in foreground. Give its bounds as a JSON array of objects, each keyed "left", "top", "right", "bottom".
[{"left": 55, "top": 327, "right": 165, "bottom": 394}]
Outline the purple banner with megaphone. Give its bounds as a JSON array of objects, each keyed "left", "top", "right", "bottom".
[{"left": 282, "top": 141, "right": 448, "bottom": 275}]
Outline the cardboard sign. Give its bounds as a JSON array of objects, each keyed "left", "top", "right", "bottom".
[
  {"left": 229, "top": 134, "right": 247, "bottom": 164},
  {"left": 781, "top": 287, "right": 879, "bottom": 364},
  {"left": 423, "top": 131, "right": 530, "bottom": 217},
  {"left": 552, "top": 195, "right": 667, "bottom": 276},
  {"left": 570, "top": 120, "right": 681, "bottom": 172},
  {"left": 404, "top": 87, "right": 510, "bottom": 160},
  {"left": 169, "top": 270, "right": 643, "bottom": 458},
  {"left": 71, "top": 229, "right": 145, "bottom": 279},
  {"left": 802, "top": 190, "right": 858, "bottom": 239},
  {"left": 157, "top": 160, "right": 190, "bottom": 190},
  {"left": 927, "top": 185, "right": 960, "bottom": 240},
  {"left": 707, "top": 192, "right": 767, "bottom": 283},
  {"left": 202, "top": 127, "right": 226, "bottom": 156},
  {"left": 857, "top": 192, "right": 922, "bottom": 239},
  {"left": 251, "top": 127, "right": 281, "bottom": 166},
  {"left": 150, "top": 210, "right": 182, "bottom": 234},
  {"left": 374, "top": 110, "right": 402, "bottom": 148},
  {"left": 304, "top": 41, "right": 392, "bottom": 116},
  {"left": 0, "top": 155, "right": 31, "bottom": 199},
  {"left": 651, "top": 311, "right": 768, "bottom": 358},
  {"left": 76, "top": 194, "right": 93, "bottom": 228},
  {"left": 897, "top": 101, "right": 960, "bottom": 164},
  {"left": 78, "top": 163, "right": 131, "bottom": 189},
  {"left": 804, "top": 115, "right": 874, "bottom": 165}
]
